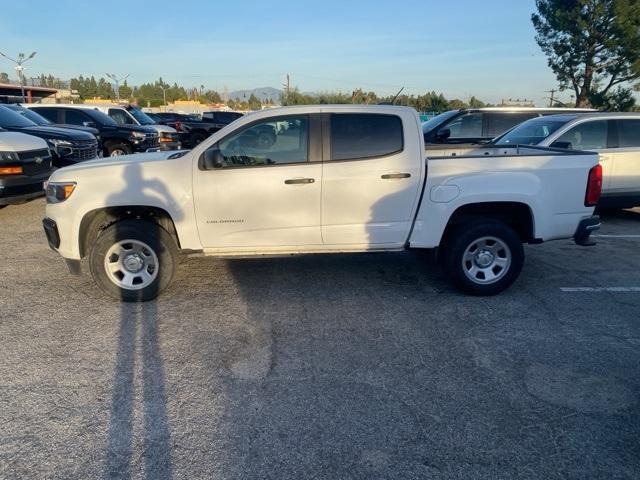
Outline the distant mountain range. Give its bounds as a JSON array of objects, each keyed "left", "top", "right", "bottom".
[{"left": 228, "top": 87, "right": 282, "bottom": 103}]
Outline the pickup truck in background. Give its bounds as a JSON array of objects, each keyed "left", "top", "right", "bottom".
[
  {"left": 151, "top": 111, "right": 243, "bottom": 148},
  {"left": 42, "top": 105, "right": 601, "bottom": 301},
  {"left": 28, "top": 105, "right": 161, "bottom": 157},
  {"left": 0, "top": 131, "right": 53, "bottom": 207}
]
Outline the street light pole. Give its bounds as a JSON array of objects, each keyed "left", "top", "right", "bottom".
[
  {"left": 105, "top": 73, "right": 129, "bottom": 102},
  {"left": 160, "top": 86, "right": 167, "bottom": 106},
  {"left": 0, "top": 51, "right": 37, "bottom": 103}
]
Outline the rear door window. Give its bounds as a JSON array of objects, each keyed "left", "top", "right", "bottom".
[
  {"left": 554, "top": 120, "right": 609, "bottom": 150},
  {"left": 32, "top": 108, "right": 60, "bottom": 123},
  {"left": 617, "top": 120, "right": 640, "bottom": 148},
  {"left": 485, "top": 113, "right": 539, "bottom": 138},
  {"left": 330, "top": 114, "right": 403, "bottom": 160}
]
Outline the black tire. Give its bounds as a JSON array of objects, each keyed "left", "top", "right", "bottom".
[
  {"left": 89, "top": 219, "right": 178, "bottom": 302},
  {"left": 189, "top": 132, "right": 207, "bottom": 146},
  {"left": 105, "top": 141, "right": 132, "bottom": 157},
  {"left": 0, "top": 205, "right": 7, "bottom": 210},
  {"left": 441, "top": 219, "right": 524, "bottom": 296}
]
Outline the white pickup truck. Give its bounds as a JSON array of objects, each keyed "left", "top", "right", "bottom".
[{"left": 42, "top": 105, "right": 602, "bottom": 301}]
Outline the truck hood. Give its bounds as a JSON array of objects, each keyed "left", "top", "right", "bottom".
[
  {"left": 51, "top": 150, "right": 187, "bottom": 176},
  {"left": 0, "top": 131, "right": 49, "bottom": 151},
  {"left": 148, "top": 124, "right": 177, "bottom": 134}
]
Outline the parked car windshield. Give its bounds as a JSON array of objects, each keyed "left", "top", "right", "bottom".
[
  {"left": 127, "top": 107, "right": 156, "bottom": 125},
  {"left": 0, "top": 105, "right": 38, "bottom": 128},
  {"left": 421, "top": 110, "right": 459, "bottom": 133},
  {"left": 494, "top": 116, "right": 572, "bottom": 145},
  {"left": 5, "top": 105, "right": 51, "bottom": 125}
]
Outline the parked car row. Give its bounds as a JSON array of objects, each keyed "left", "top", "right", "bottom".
[{"left": 421, "top": 107, "right": 640, "bottom": 209}]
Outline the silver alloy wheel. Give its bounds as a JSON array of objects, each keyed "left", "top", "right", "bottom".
[
  {"left": 462, "top": 236, "right": 511, "bottom": 285},
  {"left": 104, "top": 239, "right": 159, "bottom": 290},
  {"left": 110, "top": 149, "right": 126, "bottom": 156}
]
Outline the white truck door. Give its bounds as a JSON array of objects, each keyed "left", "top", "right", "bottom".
[
  {"left": 321, "top": 113, "right": 423, "bottom": 247},
  {"left": 193, "top": 115, "right": 323, "bottom": 248}
]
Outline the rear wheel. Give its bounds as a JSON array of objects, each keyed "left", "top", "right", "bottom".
[
  {"left": 441, "top": 219, "right": 524, "bottom": 296},
  {"left": 89, "top": 219, "right": 178, "bottom": 302}
]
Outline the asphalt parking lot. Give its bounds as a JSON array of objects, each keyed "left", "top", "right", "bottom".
[{"left": 1, "top": 199, "right": 639, "bottom": 480}]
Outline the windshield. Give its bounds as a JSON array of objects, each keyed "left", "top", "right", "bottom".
[
  {"left": 128, "top": 107, "right": 156, "bottom": 125},
  {"left": 0, "top": 105, "right": 38, "bottom": 128},
  {"left": 494, "top": 116, "right": 571, "bottom": 145},
  {"left": 6, "top": 105, "right": 51, "bottom": 126},
  {"left": 421, "top": 110, "right": 459, "bottom": 133}
]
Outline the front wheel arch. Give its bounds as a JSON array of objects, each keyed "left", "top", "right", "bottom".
[{"left": 78, "top": 206, "right": 180, "bottom": 258}]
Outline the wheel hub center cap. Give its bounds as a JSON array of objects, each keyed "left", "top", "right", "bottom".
[
  {"left": 123, "top": 254, "right": 144, "bottom": 273},
  {"left": 475, "top": 250, "right": 494, "bottom": 268}
]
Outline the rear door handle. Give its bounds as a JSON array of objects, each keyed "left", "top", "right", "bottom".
[
  {"left": 284, "top": 178, "right": 315, "bottom": 185},
  {"left": 381, "top": 173, "right": 411, "bottom": 179}
]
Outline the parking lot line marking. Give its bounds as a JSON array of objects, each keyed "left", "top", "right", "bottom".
[
  {"left": 561, "top": 287, "right": 640, "bottom": 292},
  {"left": 593, "top": 234, "right": 640, "bottom": 238}
]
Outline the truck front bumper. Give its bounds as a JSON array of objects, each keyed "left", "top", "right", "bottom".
[{"left": 574, "top": 215, "right": 600, "bottom": 246}]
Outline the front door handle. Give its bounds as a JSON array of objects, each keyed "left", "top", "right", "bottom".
[
  {"left": 381, "top": 173, "right": 411, "bottom": 179},
  {"left": 284, "top": 178, "right": 315, "bottom": 185}
]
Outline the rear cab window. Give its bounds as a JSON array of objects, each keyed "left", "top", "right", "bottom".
[
  {"left": 617, "top": 119, "right": 640, "bottom": 148},
  {"left": 330, "top": 113, "right": 403, "bottom": 160}
]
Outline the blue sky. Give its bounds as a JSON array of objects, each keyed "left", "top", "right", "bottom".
[{"left": 1, "top": 0, "right": 568, "bottom": 105}]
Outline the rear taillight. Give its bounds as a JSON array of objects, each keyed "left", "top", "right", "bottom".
[{"left": 585, "top": 163, "right": 602, "bottom": 207}]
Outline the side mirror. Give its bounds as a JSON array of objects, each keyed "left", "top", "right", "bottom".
[
  {"left": 201, "top": 148, "right": 224, "bottom": 169},
  {"left": 551, "top": 141, "right": 572, "bottom": 150},
  {"left": 436, "top": 128, "right": 451, "bottom": 141},
  {"left": 82, "top": 121, "right": 96, "bottom": 128}
]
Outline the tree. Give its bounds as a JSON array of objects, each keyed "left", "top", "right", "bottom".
[
  {"left": 532, "top": 0, "right": 640, "bottom": 107},
  {"left": 0, "top": 72, "right": 10, "bottom": 83},
  {"left": 590, "top": 85, "right": 637, "bottom": 110},
  {"left": 247, "top": 93, "right": 262, "bottom": 110}
]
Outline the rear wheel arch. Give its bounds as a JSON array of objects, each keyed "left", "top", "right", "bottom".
[
  {"left": 78, "top": 206, "right": 180, "bottom": 258},
  {"left": 442, "top": 201, "right": 536, "bottom": 244}
]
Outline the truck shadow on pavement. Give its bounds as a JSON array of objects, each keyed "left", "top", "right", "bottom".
[{"left": 104, "top": 162, "right": 180, "bottom": 480}]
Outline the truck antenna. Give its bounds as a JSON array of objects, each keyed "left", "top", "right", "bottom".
[{"left": 390, "top": 86, "right": 405, "bottom": 105}]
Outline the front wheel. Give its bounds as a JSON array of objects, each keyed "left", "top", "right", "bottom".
[
  {"left": 89, "top": 220, "right": 178, "bottom": 302},
  {"left": 105, "top": 141, "right": 132, "bottom": 157},
  {"left": 441, "top": 219, "right": 524, "bottom": 296}
]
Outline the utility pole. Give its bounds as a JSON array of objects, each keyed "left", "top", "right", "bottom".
[
  {"left": 105, "top": 73, "right": 129, "bottom": 101},
  {"left": 0, "top": 51, "right": 37, "bottom": 103},
  {"left": 546, "top": 88, "right": 557, "bottom": 107}
]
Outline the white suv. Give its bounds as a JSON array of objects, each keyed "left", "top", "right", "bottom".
[{"left": 495, "top": 112, "right": 640, "bottom": 209}]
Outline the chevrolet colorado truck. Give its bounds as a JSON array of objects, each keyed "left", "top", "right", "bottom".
[{"left": 41, "top": 105, "right": 602, "bottom": 301}]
